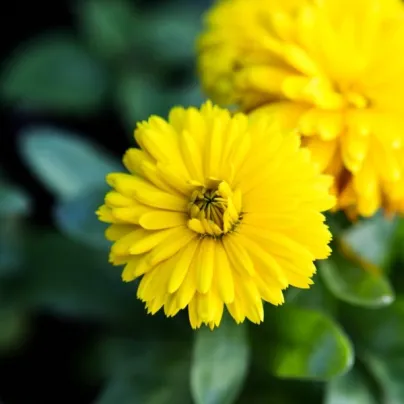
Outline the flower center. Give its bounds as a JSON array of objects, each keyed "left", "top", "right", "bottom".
[{"left": 187, "top": 179, "right": 242, "bottom": 238}]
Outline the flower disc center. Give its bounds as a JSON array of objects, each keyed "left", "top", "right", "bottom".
[{"left": 187, "top": 180, "right": 241, "bottom": 237}]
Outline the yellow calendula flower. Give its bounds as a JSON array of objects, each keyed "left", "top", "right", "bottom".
[
  {"left": 198, "top": 0, "right": 404, "bottom": 218},
  {"left": 97, "top": 101, "right": 335, "bottom": 329}
]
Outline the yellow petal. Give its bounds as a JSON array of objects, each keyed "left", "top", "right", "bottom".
[
  {"left": 111, "top": 228, "right": 148, "bottom": 256},
  {"left": 222, "top": 235, "right": 255, "bottom": 277},
  {"left": 176, "top": 250, "right": 199, "bottom": 309},
  {"left": 196, "top": 238, "right": 216, "bottom": 294},
  {"left": 105, "top": 191, "right": 134, "bottom": 207},
  {"left": 148, "top": 229, "right": 196, "bottom": 266},
  {"left": 139, "top": 211, "right": 186, "bottom": 230},
  {"left": 215, "top": 242, "right": 235, "bottom": 303},
  {"left": 236, "top": 233, "right": 288, "bottom": 288},
  {"left": 168, "top": 239, "right": 199, "bottom": 293},
  {"left": 105, "top": 224, "right": 134, "bottom": 241},
  {"left": 341, "top": 129, "right": 369, "bottom": 173},
  {"left": 305, "top": 137, "right": 338, "bottom": 173},
  {"left": 122, "top": 256, "right": 144, "bottom": 282},
  {"left": 188, "top": 298, "right": 202, "bottom": 329},
  {"left": 129, "top": 227, "right": 183, "bottom": 255},
  {"left": 96, "top": 205, "right": 115, "bottom": 223}
]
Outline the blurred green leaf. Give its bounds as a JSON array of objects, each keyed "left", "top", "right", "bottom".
[
  {"left": 54, "top": 187, "right": 109, "bottom": 249},
  {"left": 286, "top": 278, "right": 337, "bottom": 314},
  {"left": 1, "top": 33, "right": 108, "bottom": 113},
  {"left": 341, "top": 299, "right": 404, "bottom": 357},
  {"left": 115, "top": 72, "right": 206, "bottom": 134},
  {"left": 0, "top": 306, "right": 29, "bottom": 353},
  {"left": 88, "top": 337, "right": 168, "bottom": 380},
  {"left": 139, "top": 4, "right": 203, "bottom": 65},
  {"left": 96, "top": 340, "right": 192, "bottom": 404},
  {"left": 166, "top": 83, "right": 206, "bottom": 109},
  {"left": 19, "top": 230, "right": 139, "bottom": 324},
  {"left": 362, "top": 354, "right": 404, "bottom": 404},
  {"left": 115, "top": 72, "right": 164, "bottom": 130},
  {"left": 0, "top": 179, "right": 30, "bottom": 275},
  {"left": 19, "top": 127, "right": 122, "bottom": 201},
  {"left": 320, "top": 247, "right": 394, "bottom": 308},
  {"left": 85, "top": 334, "right": 192, "bottom": 380},
  {"left": 76, "top": 0, "right": 137, "bottom": 61},
  {"left": 340, "top": 213, "right": 397, "bottom": 270},
  {"left": 191, "top": 315, "right": 250, "bottom": 404},
  {"left": 96, "top": 379, "right": 140, "bottom": 404},
  {"left": 236, "top": 375, "right": 324, "bottom": 404},
  {"left": 264, "top": 306, "right": 353, "bottom": 380},
  {"left": 0, "top": 178, "right": 31, "bottom": 216},
  {"left": 325, "top": 367, "right": 377, "bottom": 404},
  {"left": 390, "top": 217, "right": 404, "bottom": 266},
  {"left": 98, "top": 375, "right": 191, "bottom": 404},
  {"left": 0, "top": 217, "right": 25, "bottom": 276}
]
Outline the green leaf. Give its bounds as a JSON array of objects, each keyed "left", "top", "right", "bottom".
[
  {"left": 18, "top": 230, "right": 139, "bottom": 324},
  {"left": 320, "top": 247, "right": 394, "bottom": 308},
  {"left": 325, "top": 367, "right": 377, "bottom": 404},
  {"left": 54, "top": 187, "right": 109, "bottom": 249},
  {"left": 0, "top": 178, "right": 31, "bottom": 216},
  {"left": 87, "top": 338, "right": 169, "bottom": 380},
  {"left": 0, "top": 306, "right": 29, "bottom": 353},
  {"left": 76, "top": 0, "right": 137, "bottom": 61},
  {"left": 115, "top": 72, "right": 165, "bottom": 130},
  {"left": 190, "top": 315, "right": 250, "bottom": 404},
  {"left": 96, "top": 340, "right": 192, "bottom": 404},
  {"left": 341, "top": 298, "right": 404, "bottom": 357},
  {"left": 389, "top": 218, "right": 404, "bottom": 273},
  {"left": 96, "top": 379, "right": 140, "bottom": 404},
  {"left": 1, "top": 33, "right": 108, "bottom": 113},
  {"left": 19, "top": 127, "right": 122, "bottom": 201},
  {"left": 98, "top": 375, "right": 192, "bottom": 404},
  {"left": 115, "top": 73, "right": 206, "bottom": 135},
  {"left": 165, "top": 83, "right": 206, "bottom": 109},
  {"left": 0, "top": 179, "right": 31, "bottom": 275},
  {"left": 362, "top": 354, "right": 404, "bottom": 404},
  {"left": 236, "top": 375, "right": 323, "bottom": 404},
  {"left": 0, "top": 216, "right": 26, "bottom": 276},
  {"left": 286, "top": 277, "right": 337, "bottom": 314},
  {"left": 138, "top": 4, "right": 203, "bottom": 65},
  {"left": 86, "top": 334, "right": 191, "bottom": 377},
  {"left": 262, "top": 306, "right": 353, "bottom": 380},
  {"left": 340, "top": 213, "right": 397, "bottom": 270}
]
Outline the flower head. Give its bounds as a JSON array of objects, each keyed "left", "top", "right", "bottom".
[
  {"left": 97, "top": 101, "right": 334, "bottom": 329},
  {"left": 198, "top": 0, "right": 404, "bottom": 218}
]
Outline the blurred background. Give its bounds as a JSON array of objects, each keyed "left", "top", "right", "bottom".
[
  {"left": 1, "top": 1, "right": 404, "bottom": 403},
  {"left": 0, "top": 0, "right": 209, "bottom": 402}
]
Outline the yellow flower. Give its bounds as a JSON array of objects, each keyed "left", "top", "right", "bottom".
[
  {"left": 198, "top": 0, "right": 404, "bottom": 218},
  {"left": 97, "top": 101, "right": 335, "bottom": 329}
]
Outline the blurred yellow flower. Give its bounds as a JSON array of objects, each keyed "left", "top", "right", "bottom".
[
  {"left": 97, "top": 101, "right": 334, "bottom": 329},
  {"left": 198, "top": 0, "right": 404, "bottom": 218}
]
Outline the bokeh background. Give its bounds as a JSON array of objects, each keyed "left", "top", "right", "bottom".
[
  {"left": 1, "top": 0, "right": 208, "bottom": 402},
  {"left": 1, "top": 1, "right": 404, "bottom": 403}
]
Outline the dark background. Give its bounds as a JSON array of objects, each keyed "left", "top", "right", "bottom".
[
  {"left": 1, "top": 2, "right": 125, "bottom": 403},
  {"left": 0, "top": 1, "right": 209, "bottom": 402}
]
